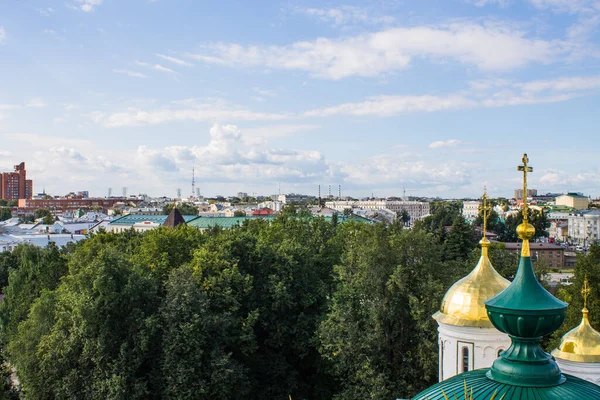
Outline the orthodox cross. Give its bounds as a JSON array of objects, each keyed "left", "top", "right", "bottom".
[
  {"left": 517, "top": 154, "right": 533, "bottom": 223},
  {"left": 583, "top": 275, "right": 591, "bottom": 310},
  {"left": 480, "top": 186, "right": 492, "bottom": 238}
]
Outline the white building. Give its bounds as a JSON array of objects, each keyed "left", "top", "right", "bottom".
[
  {"left": 462, "top": 201, "right": 481, "bottom": 222},
  {"left": 568, "top": 210, "right": 600, "bottom": 245},
  {"left": 325, "top": 200, "right": 430, "bottom": 224},
  {"left": 433, "top": 238, "right": 511, "bottom": 381},
  {"left": 258, "top": 200, "right": 283, "bottom": 212}
]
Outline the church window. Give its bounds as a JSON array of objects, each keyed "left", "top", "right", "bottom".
[{"left": 462, "top": 347, "right": 469, "bottom": 372}]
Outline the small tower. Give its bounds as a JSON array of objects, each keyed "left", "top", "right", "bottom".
[
  {"left": 552, "top": 277, "right": 600, "bottom": 384},
  {"left": 433, "top": 187, "right": 511, "bottom": 381},
  {"left": 163, "top": 206, "right": 186, "bottom": 229}
]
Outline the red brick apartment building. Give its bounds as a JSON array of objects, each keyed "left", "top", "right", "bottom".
[{"left": 0, "top": 162, "right": 33, "bottom": 201}]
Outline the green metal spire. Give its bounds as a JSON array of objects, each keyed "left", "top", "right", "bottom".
[{"left": 484, "top": 154, "right": 567, "bottom": 387}]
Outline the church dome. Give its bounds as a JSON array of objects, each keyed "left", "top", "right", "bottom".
[
  {"left": 433, "top": 238, "right": 510, "bottom": 328},
  {"left": 552, "top": 280, "right": 600, "bottom": 363}
]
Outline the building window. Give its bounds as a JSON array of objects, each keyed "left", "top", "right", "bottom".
[{"left": 462, "top": 347, "right": 469, "bottom": 372}]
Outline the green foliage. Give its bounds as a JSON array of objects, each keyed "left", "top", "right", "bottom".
[
  {"left": 0, "top": 215, "right": 508, "bottom": 400},
  {"left": 413, "top": 201, "right": 462, "bottom": 237},
  {"left": 496, "top": 209, "right": 549, "bottom": 242},
  {"left": 0, "top": 200, "right": 6, "bottom": 207},
  {"left": 233, "top": 210, "right": 246, "bottom": 217},
  {"left": 0, "top": 252, "right": 18, "bottom": 294},
  {"left": 319, "top": 224, "right": 454, "bottom": 399},
  {"left": 0, "top": 349, "right": 17, "bottom": 400},
  {"left": 0, "top": 244, "right": 67, "bottom": 343},
  {"left": 41, "top": 215, "right": 54, "bottom": 225},
  {"left": 0, "top": 209, "right": 11, "bottom": 222},
  {"left": 162, "top": 203, "right": 198, "bottom": 216},
  {"left": 34, "top": 209, "right": 52, "bottom": 220},
  {"left": 6, "top": 201, "right": 17, "bottom": 208},
  {"left": 443, "top": 216, "right": 479, "bottom": 262}
]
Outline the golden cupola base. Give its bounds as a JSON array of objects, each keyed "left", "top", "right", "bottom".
[{"left": 433, "top": 238, "right": 510, "bottom": 328}]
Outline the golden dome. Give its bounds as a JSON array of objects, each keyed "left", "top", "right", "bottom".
[
  {"left": 552, "top": 308, "right": 600, "bottom": 363},
  {"left": 433, "top": 238, "right": 510, "bottom": 328}
]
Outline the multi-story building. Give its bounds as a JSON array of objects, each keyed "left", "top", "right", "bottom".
[
  {"left": 556, "top": 193, "right": 589, "bottom": 210},
  {"left": 514, "top": 188, "right": 537, "bottom": 200},
  {"left": 0, "top": 162, "right": 33, "bottom": 201},
  {"left": 325, "top": 200, "right": 430, "bottom": 224},
  {"left": 462, "top": 201, "right": 481, "bottom": 222},
  {"left": 568, "top": 209, "right": 600, "bottom": 245},
  {"left": 502, "top": 242, "right": 565, "bottom": 269},
  {"left": 17, "top": 197, "right": 142, "bottom": 213}
]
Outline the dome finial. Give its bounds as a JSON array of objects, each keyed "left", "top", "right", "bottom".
[
  {"left": 582, "top": 275, "right": 591, "bottom": 313},
  {"left": 479, "top": 186, "right": 491, "bottom": 249},
  {"left": 516, "top": 154, "right": 535, "bottom": 256}
]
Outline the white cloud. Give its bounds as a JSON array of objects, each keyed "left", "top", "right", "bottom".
[
  {"left": 26, "top": 98, "right": 47, "bottom": 108},
  {"left": 0, "top": 27, "right": 5, "bottom": 43},
  {"left": 242, "top": 124, "right": 320, "bottom": 138},
  {"left": 539, "top": 168, "right": 600, "bottom": 188},
  {"left": 339, "top": 152, "right": 471, "bottom": 188},
  {"left": 72, "top": 0, "right": 103, "bottom": 12},
  {"left": 306, "top": 75, "right": 600, "bottom": 117},
  {"left": 465, "top": 0, "right": 511, "bottom": 6},
  {"left": 429, "top": 139, "right": 463, "bottom": 149},
  {"left": 135, "top": 60, "right": 176, "bottom": 73},
  {"left": 113, "top": 69, "right": 148, "bottom": 78},
  {"left": 529, "top": 0, "right": 598, "bottom": 14},
  {"left": 38, "top": 7, "right": 54, "bottom": 16},
  {"left": 135, "top": 124, "right": 332, "bottom": 183},
  {"left": 305, "top": 95, "right": 476, "bottom": 117},
  {"left": 0, "top": 104, "right": 19, "bottom": 110},
  {"left": 189, "top": 23, "right": 559, "bottom": 79},
  {"left": 85, "top": 99, "right": 287, "bottom": 128},
  {"left": 156, "top": 54, "right": 193, "bottom": 67},
  {"left": 296, "top": 5, "right": 395, "bottom": 26}
]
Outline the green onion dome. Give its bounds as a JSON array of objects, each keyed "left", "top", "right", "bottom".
[{"left": 413, "top": 369, "right": 600, "bottom": 399}]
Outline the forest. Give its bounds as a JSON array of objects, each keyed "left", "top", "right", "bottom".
[{"left": 0, "top": 205, "right": 595, "bottom": 400}]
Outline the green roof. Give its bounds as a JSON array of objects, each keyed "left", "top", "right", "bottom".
[
  {"left": 412, "top": 369, "right": 600, "bottom": 399},
  {"left": 187, "top": 215, "right": 374, "bottom": 229},
  {"left": 109, "top": 214, "right": 198, "bottom": 226},
  {"left": 561, "top": 193, "right": 588, "bottom": 199}
]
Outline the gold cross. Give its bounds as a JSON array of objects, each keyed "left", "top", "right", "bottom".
[
  {"left": 517, "top": 153, "right": 533, "bottom": 222},
  {"left": 583, "top": 275, "right": 591, "bottom": 310},
  {"left": 479, "top": 186, "right": 492, "bottom": 238}
]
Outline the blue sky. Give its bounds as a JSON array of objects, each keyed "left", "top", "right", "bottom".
[{"left": 1, "top": 0, "right": 600, "bottom": 199}]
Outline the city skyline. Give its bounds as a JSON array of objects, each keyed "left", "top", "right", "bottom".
[{"left": 2, "top": 1, "right": 600, "bottom": 198}]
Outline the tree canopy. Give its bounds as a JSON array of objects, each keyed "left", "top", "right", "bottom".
[{"left": 0, "top": 214, "right": 544, "bottom": 399}]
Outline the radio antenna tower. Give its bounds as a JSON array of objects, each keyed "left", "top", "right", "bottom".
[{"left": 191, "top": 165, "right": 195, "bottom": 197}]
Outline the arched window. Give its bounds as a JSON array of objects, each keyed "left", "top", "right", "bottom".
[{"left": 462, "top": 347, "right": 469, "bottom": 372}]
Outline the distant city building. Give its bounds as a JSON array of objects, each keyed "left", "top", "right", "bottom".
[
  {"left": 502, "top": 242, "right": 565, "bottom": 270},
  {"left": 325, "top": 200, "right": 430, "bottom": 224},
  {"left": 556, "top": 193, "right": 589, "bottom": 210},
  {"left": 462, "top": 201, "right": 481, "bottom": 222},
  {"left": 278, "top": 193, "right": 312, "bottom": 204},
  {"left": 514, "top": 188, "right": 537, "bottom": 200},
  {"left": 568, "top": 209, "right": 600, "bottom": 245},
  {"left": 18, "top": 197, "right": 142, "bottom": 212},
  {"left": 532, "top": 192, "right": 562, "bottom": 203},
  {"left": 0, "top": 162, "right": 33, "bottom": 201},
  {"left": 237, "top": 192, "right": 248, "bottom": 199}
]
